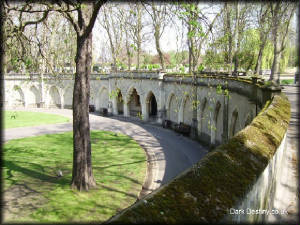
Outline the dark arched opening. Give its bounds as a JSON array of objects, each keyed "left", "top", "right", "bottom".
[
  {"left": 149, "top": 94, "right": 157, "bottom": 117},
  {"left": 117, "top": 90, "right": 124, "bottom": 115}
]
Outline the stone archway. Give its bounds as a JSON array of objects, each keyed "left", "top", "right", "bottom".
[
  {"left": 12, "top": 85, "right": 25, "bottom": 107},
  {"left": 244, "top": 112, "right": 253, "bottom": 127},
  {"left": 145, "top": 91, "right": 158, "bottom": 121},
  {"left": 182, "top": 95, "right": 192, "bottom": 125},
  {"left": 229, "top": 109, "right": 239, "bottom": 138},
  {"left": 127, "top": 88, "right": 141, "bottom": 117},
  {"left": 211, "top": 101, "right": 221, "bottom": 145},
  {"left": 64, "top": 87, "right": 73, "bottom": 109},
  {"left": 27, "top": 86, "right": 40, "bottom": 108},
  {"left": 199, "top": 98, "right": 207, "bottom": 135},
  {"left": 116, "top": 89, "right": 124, "bottom": 115},
  {"left": 167, "top": 93, "right": 178, "bottom": 123},
  {"left": 48, "top": 86, "right": 61, "bottom": 108},
  {"left": 95, "top": 87, "right": 109, "bottom": 111}
]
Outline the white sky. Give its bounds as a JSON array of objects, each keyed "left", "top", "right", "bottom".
[{"left": 92, "top": 2, "right": 298, "bottom": 61}]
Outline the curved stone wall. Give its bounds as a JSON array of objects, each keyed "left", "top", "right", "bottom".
[
  {"left": 4, "top": 72, "right": 288, "bottom": 223},
  {"left": 4, "top": 72, "right": 278, "bottom": 146},
  {"left": 107, "top": 94, "right": 290, "bottom": 224}
]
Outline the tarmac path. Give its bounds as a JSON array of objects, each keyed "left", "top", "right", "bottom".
[{"left": 4, "top": 108, "right": 208, "bottom": 197}]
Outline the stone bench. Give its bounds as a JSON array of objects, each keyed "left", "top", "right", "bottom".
[
  {"left": 174, "top": 122, "right": 191, "bottom": 136},
  {"left": 162, "top": 119, "right": 172, "bottom": 129},
  {"left": 99, "top": 107, "right": 108, "bottom": 116},
  {"left": 89, "top": 105, "right": 95, "bottom": 112}
]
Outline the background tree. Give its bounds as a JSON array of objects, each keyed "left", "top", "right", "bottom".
[
  {"left": 176, "top": 2, "right": 223, "bottom": 73},
  {"left": 253, "top": 3, "right": 272, "bottom": 75},
  {"left": 125, "top": 2, "right": 148, "bottom": 70},
  {"left": 269, "top": 1, "right": 297, "bottom": 82},
  {"left": 99, "top": 3, "right": 124, "bottom": 71},
  {"left": 4, "top": 0, "right": 107, "bottom": 191},
  {"left": 143, "top": 2, "right": 172, "bottom": 70}
]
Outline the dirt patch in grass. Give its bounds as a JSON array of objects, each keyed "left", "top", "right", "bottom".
[{"left": 3, "top": 184, "right": 48, "bottom": 222}]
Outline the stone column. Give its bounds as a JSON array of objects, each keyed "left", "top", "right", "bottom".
[
  {"left": 191, "top": 73, "right": 198, "bottom": 139},
  {"left": 142, "top": 100, "right": 148, "bottom": 121},
  {"left": 222, "top": 81, "right": 229, "bottom": 143},
  {"left": 112, "top": 98, "right": 118, "bottom": 115},
  {"left": 157, "top": 108, "right": 166, "bottom": 124},
  {"left": 124, "top": 102, "right": 129, "bottom": 117},
  {"left": 108, "top": 101, "right": 113, "bottom": 116},
  {"left": 158, "top": 78, "right": 166, "bottom": 125},
  {"left": 39, "top": 62, "right": 45, "bottom": 108},
  {"left": 60, "top": 92, "right": 64, "bottom": 109}
]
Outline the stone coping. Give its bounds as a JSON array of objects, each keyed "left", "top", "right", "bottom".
[{"left": 107, "top": 94, "right": 290, "bottom": 223}]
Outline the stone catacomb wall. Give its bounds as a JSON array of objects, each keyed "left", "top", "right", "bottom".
[
  {"left": 107, "top": 94, "right": 290, "bottom": 224},
  {"left": 4, "top": 72, "right": 275, "bottom": 146},
  {"left": 4, "top": 72, "right": 288, "bottom": 223}
]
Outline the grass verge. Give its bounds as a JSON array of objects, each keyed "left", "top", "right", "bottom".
[
  {"left": 281, "top": 79, "right": 294, "bottom": 85},
  {"left": 4, "top": 111, "right": 70, "bottom": 129},
  {"left": 3, "top": 130, "right": 147, "bottom": 223}
]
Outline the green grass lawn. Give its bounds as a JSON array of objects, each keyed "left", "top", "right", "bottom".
[
  {"left": 4, "top": 111, "right": 70, "bottom": 129},
  {"left": 3, "top": 131, "right": 147, "bottom": 223},
  {"left": 281, "top": 79, "right": 294, "bottom": 85}
]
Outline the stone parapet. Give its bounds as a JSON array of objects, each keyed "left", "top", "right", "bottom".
[{"left": 107, "top": 94, "right": 290, "bottom": 224}]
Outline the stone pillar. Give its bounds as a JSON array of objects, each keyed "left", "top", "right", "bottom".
[
  {"left": 112, "top": 98, "right": 118, "bottom": 115},
  {"left": 108, "top": 100, "right": 113, "bottom": 116},
  {"left": 60, "top": 94, "right": 64, "bottom": 109},
  {"left": 222, "top": 81, "right": 229, "bottom": 143},
  {"left": 142, "top": 101, "right": 148, "bottom": 121},
  {"left": 191, "top": 73, "right": 198, "bottom": 139},
  {"left": 40, "top": 64, "right": 46, "bottom": 108},
  {"left": 124, "top": 102, "right": 129, "bottom": 117},
  {"left": 158, "top": 78, "right": 166, "bottom": 125},
  {"left": 157, "top": 108, "right": 166, "bottom": 124}
]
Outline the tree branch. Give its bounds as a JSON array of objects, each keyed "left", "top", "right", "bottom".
[
  {"left": 82, "top": 0, "right": 107, "bottom": 39},
  {"left": 21, "top": 10, "right": 50, "bottom": 32}
]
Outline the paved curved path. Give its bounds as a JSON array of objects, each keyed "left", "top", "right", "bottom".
[
  {"left": 269, "top": 85, "right": 299, "bottom": 223},
  {"left": 4, "top": 108, "right": 208, "bottom": 197}
]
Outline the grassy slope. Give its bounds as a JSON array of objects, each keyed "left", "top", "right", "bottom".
[
  {"left": 3, "top": 131, "right": 147, "bottom": 223},
  {"left": 4, "top": 111, "right": 70, "bottom": 129}
]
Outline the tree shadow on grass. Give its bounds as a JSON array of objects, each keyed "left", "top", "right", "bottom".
[
  {"left": 99, "top": 184, "right": 138, "bottom": 199},
  {"left": 98, "top": 170, "right": 144, "bottom": 186},
  {"left": 93, "top": 160, "right": 147, "bottom": 170},
  {"left": 4, "top": 161, "right": 70, "bottom": 185}
]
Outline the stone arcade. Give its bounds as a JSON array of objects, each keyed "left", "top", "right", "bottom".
[{"left": 4, "top": 71, "right": 274, "bottom": 146}]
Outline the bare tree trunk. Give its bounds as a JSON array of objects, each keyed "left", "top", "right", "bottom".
[
  {"left": 225, "top": 3, "right": 233, "bottom": 75},
  {"left": 71, "top": 31, "right": 96, "bottom": 191},
  {"left": 233, "top": 2, "right": 239, "bottom": 76},
  {"left": 125, "top": 30, "right": 131, "bottom": 70},
  {"left": 136, "top": 3, "right": 142, "bottom": 70},
  {"left": 270, "top": 31, "right": 281, "bottom": 82},
  {"left": 154, "top": 25, "right": 164, "bottom": 70},
  {"left": 269, "top": 2, "right": 296, "bottom": 83},
  {"left": 188, "top": 21, "right": 192, "bottom": 74},
  {"left": 254, "top": 42, "right": 265, "bottom": 74}
]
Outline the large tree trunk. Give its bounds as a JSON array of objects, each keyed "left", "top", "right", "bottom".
[
  {"left": 71, "top": 31, "right": 96, "bottom": 191},
  {"left": 254, "top": 41, "right": 266, "bottom": 75},
  {"left": 269, "top": 3, "right": 280, "bottom": 83},
  {"left": 270, "top": 32, "right": 281, "bottom": 83}
]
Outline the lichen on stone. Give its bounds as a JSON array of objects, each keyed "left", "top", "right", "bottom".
[{"left": 108, "top": 93, "right": 290, "bottom": 224}]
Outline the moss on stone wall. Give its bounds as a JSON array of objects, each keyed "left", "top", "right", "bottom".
[{"left": 108, "top": 94, "right": 290, "bottom": 224}]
